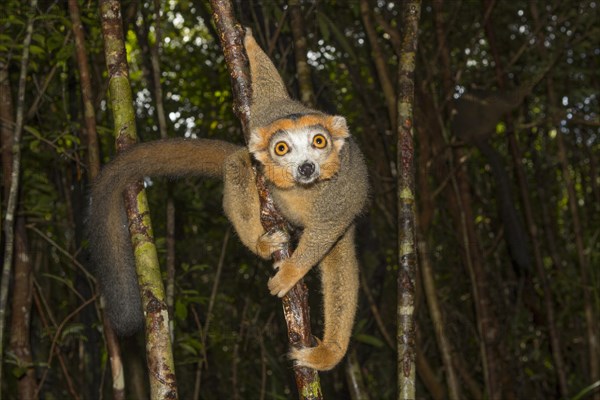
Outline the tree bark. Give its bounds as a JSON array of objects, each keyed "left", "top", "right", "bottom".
[
  {"left": 396, "top": 1, "right": 421, "bottom": 399},
  {"left": 552, "top": 83, "right": 598, "bottom": 397},
  {"left": 345, "top": 349, "right": 371, "bottom": 400},
  {"left": 68, "top": 1, "right": 126, "bottom": 398},
  {"left": 529, "top": 4, "right": 593, "bottom": 396},
  {"left": 418, "top": 236, "right": 461, "bottom": 400},
  {"left": 360, "top": 0, "right": 397, "bottom": 133},
  {"left": 0, "top": 1, "right": 36, "bottom": 394},
  {"left": 431, "top": 2, "right": 508, "bottom": 398},
  {"left": 209, "top": 1, "right": 322, "bottom": 398},
  {"left": 484, "top": 4, "right": 569, "bottom": 398},
  {"left": 454, "top": 153, "right": 507, "bottom": 400},
  {"left": 1, "top": 62, "right": 37, "bottom": 400},
  {"left": 139, "top": 0, "right": 177, "bottom": 339},
  {"left": 99, "top": 1, "right": 178, "bottom": 398},
  {"left": 288, "top": 0, "right": 316, "bottom": 107},
  {"left": 69, "top": 0, "right": 100, "bottom": 179}
]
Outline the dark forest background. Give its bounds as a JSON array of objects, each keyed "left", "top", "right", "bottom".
[{"left": 0, "top": 0, "right": 598, "bottom": 399}]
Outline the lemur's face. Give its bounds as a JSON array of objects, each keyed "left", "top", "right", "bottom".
[{"left": 249, "top": 115, "right": 349, "bottom": 188}]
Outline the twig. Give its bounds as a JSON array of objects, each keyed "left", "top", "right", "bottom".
[
  {"left": 35, "top": 293, "right": 97, "bottom": 400},
  {"left": 27, "top": 224, "right": 94, "bottom": 280},
  {"left": 194, "top": 229, "right": 231, "bottom": 395},
  {"left": 32, "top": 283, "right": 83, "bottom": 400},
  {"left": 26, "top": 31, "right": 72, "bottom": 121},
  {"left": 360, "top": 269, "right": 394, "bottom": 349}
]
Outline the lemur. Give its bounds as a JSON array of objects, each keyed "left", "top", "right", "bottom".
[{"left": 86, "top": 30, "right": 369, "bottom": 371}]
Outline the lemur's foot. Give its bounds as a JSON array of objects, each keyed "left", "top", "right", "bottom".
[
  {"left": 256, "top": 229, "right": 289, "bottom": 259},
  {"left": 289, "top": 339, "right": 345, "bottom": 371},
  {"left": 267, "top": 259, "right": 303, "bottom": 297}
]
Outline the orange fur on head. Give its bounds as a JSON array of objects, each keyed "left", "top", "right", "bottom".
[
  {"left": 252, "top": 150, "right": 296, "bottom": 188},
  {"left": 248, "top": 114, "right": 350, "bottom": 187},
  {"left": 249, "top": 114, "right": 349, "bottom": 151},
  {"left": 319, "top": 150, "right": 341, "bottom": 181}
]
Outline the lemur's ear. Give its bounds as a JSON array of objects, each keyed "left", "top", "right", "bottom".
[
  {"left": 245, "top": 26, "right": 314, "bottom": 132},
  {"left": 328, "top": 116, "right": 350, "bottom": 138},
  {"left": 248, "top": 127, "right": 266, "bottom": 154},
  {"left": 326, "top": 116, "right": 350, "bottom": 152}
]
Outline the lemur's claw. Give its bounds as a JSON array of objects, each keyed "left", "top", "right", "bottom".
[
  {"left": 256, "top": 229, "right": 289, "bottom": 259},
  {"left": 267, "top": 259, "right": 302, "bottom": 297}
]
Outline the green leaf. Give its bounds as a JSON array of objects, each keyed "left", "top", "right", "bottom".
[
  {"left": 571, "top": 380, "right": 600, "bottom": 400},
  {"left": 175, "top": 299, "right": 188, "bottom": 321},
  {"left": 29, "top": 44, "right": 45, "bottom": 56},
  {"left": 32, "top": 33, "right": 45, "bottom": 46},
  {"left": 179, "top": 342, "right": 199, "bottom": 357},
  {"left": 61, "top": 323, "right": 85, "bottom": 341},
  {"left": 47, "top": 34, "right": 64, "bottom": 52},
  {"left": 353, "top": 333, "right": 385, "bottom": 348},
  {"left": 317, "top": 14, "right": 330, "bottom": 42}
]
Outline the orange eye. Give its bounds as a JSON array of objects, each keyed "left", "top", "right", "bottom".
[
  {"left": 313, "top": 134, "right": 327, "bottom": 149},
  {"left": 274, "top": 141, "right": 289, "bottom": 156}
]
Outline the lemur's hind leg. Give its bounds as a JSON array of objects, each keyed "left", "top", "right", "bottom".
[{"left": 223, "top": 149, "right": 288, "bottom": 259}]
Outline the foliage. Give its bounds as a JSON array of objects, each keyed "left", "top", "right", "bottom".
[{"left": 0, "top": 0, "right": 598, "bottom": 399}]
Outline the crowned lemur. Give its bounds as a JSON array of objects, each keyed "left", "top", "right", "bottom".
[{"left": 87, "top": 30, "right": 369, "bottom": 371}]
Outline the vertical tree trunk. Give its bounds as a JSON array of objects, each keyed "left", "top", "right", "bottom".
[
  {"left": 99, "top": 1, "right": 178, "bottom": 398},
  {"left": 208, "top": 1, "right": 322, "bottom": 398},
  {"left": 360, "top": 0, "right": 397, "bottom": 133},
  {"left": 0, "top": 2, "right": 37, "bottom": 395},
  {"left": 9, "top": 220, "right": 36, "bottom": 400},
  {"left": 1, "top": 62, "right": 37, "bottom": 400},
  {"left": 288, "top": 0, "right": 316, "bottom": 107},
  {"left": 431, "top": 2, "right": 508, "bottom": 398},
  {"left": 531, "top": 3, "right": 600, "bottom": 390},
  {"left": 552, "top": 88, "right": 598, "bottom": 396},
  {"left": 482, "top": 5, "right": 568, "bottom": 391},
  {"left": 68, "top": 1, "right": 126, "bottom": 398},
  {"left": 139, "top": 0, "right": 177, "bottom": 338},
  {"left": 529, "top": 4, "right": 595, "bottom": 395},
  {"left": 345, "top": 349, "right": 371, "bottom": 400},
  {"left": 418, "top": 237, "right": 461, "bottom": 400},
  {"left": 396, "top": 1, "right": 421, "bottom": 399},
  {"left": 68, "top": 0, "right": 100, "bottom": 179},
  {"left": 454, "top": 157, "right": 507, "bottom": 400},
  {"left": 360, "top": 0, "right": 401, "bottom": 132}
]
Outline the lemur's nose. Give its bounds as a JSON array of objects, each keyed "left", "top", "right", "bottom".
[{"left": 298, "top": 162, "right": 315, "bottom": 177}]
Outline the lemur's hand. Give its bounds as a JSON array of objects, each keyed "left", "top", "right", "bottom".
[
  {"left": 268, "top": 259, "right": 304, "bottom": 297},
  {"left": 256, "top": 229, "right": 289, "bottom": 259}
]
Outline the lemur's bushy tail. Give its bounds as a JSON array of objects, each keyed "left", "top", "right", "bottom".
[
  {"left": 289, "top": 227, "right": 359, "bottom": 370},
  {"left": 86, "top": 138, "right": 240, "bottom": 335}
]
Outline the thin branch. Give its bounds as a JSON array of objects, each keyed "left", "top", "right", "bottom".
[
  {"left": 0, "top": 0, "right": 37, "bottom": 393},
  {"left": 195, "top": 229, "right": 231, "bottom": 394},
  {"left": 32, "top": 283, "right": 82, "bottom": 400},
  {"left": 360, "top": 0, "right": 397, "bottom": 133},
  {"left": 27, "top": 224, "right": 94, "bottom": 280},
  {"left": 35, "top": 294, "right": 97, "bottom": 400},
  {"left": 360, "top": 269, "right": 394, "bottom": 349},
  {"left": 396, "top": 1, "right": 421, "bottom": 398},
  {"left": 26, "top": 31, "right": 72, "bottom": 121},
  {"left": 209, "top": 1, "right": 322, "bottom": 397},
  {"left": 418, "top": 236, "right": 461, "bottom": 400}
]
